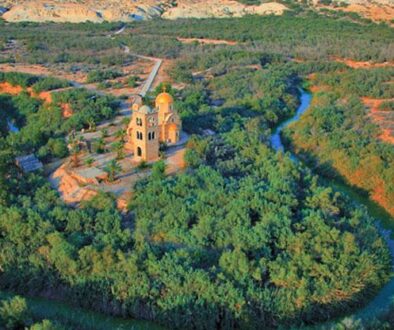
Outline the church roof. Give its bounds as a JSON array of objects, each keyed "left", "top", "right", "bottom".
[
  {"left": 138, "top": 105, "right": 156, "bottom": 114},
  {"left": 156, "top": 92, "right": 173, "bottom": 105}
]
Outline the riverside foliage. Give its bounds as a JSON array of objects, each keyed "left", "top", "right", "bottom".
[{"left": 284, "top": 67, "right": 394, "bottom": 216}]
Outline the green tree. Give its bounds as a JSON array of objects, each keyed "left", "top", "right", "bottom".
[
  {"left": 68, "top": 135, "right": 83, "bottom": 167},
  {"left": 115, "top": 128, "right": 126, "bottom": 143},
  {"left": 104, "top": 159, "right": 122, "bottom": 182},
  {"left": 0, "top": 296, "right": 31, "bottom": 329},
  {"left": 111, "top": 141, "right": 125, "bottom": 160}
]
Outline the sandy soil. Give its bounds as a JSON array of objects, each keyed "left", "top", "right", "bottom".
[
  {"left": 162, "top": 1, "right": 287, "bottom": 19},
  {"left": 317, "top": 2, "right": 394, "bottom": 24},
  {"left": 0, "top": 63, "right": 87, "bottom": 84},
  {"left": 334, "top": 58, "right": 394, "bottom": 69},
  {"left": 0, "top": 0, "right": 287, "bottom": 22},
  {"left": 1, "top": 0, "right": 164, "bottom": 22},
  {"left": 50, "top": 141, "right": 187, "bottom": 209},
  {"left": 341, "top": 3, "right": 394, "bottom": 23}
]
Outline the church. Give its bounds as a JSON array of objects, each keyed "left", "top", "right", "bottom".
[{"left": 126, "top": 91, "right": 182, "bottom": 162}]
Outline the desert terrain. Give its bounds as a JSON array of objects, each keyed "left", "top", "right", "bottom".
[
  {"left": 0, "top": 0, "right": 287, "bottom": 22},
  {"left": 1, "top": 0, "right": 392, "bottom": 23}
]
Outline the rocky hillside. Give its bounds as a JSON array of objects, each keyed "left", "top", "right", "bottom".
[
  {"left": 0, "top": 0, "right": 392, "bottom": 23},
  {"left": 0, "top": 0, "right": 287, "bottom": 23}
]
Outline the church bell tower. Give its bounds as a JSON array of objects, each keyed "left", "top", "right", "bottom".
[{"left": 130, "top": 105, "right": 159, "bottom": 163}]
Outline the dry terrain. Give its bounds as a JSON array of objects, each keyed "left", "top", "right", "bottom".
[
  {"left": 333, "top": 58, "right": 394, "bottom": 69},
  {"left": 363, "top": 97, "right": 394, "bottom": 145},
  {"left": 177, "top": 37, "right": 238, "bottom": 46},
  {"left": 0, "top": 0, "right": 287, "bottom": 22},
  {"left": 317, "top": 1, "right": 394, "bottom": 23},
  {"left": 0, "top": 0, "right": 393, "bottom": 23}
]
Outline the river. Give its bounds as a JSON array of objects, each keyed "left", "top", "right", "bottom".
[
  {"left": 0, "top": 291, "right": 163, "bottom": 330},
  {"left": 7, "top": 119, "right": 19, "bottom": 132},
  {"left": 271, "top": 88, "right": 394, "bottom": 327}
]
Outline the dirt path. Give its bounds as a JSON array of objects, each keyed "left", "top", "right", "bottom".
[
  {"left": 177, "top": 37, "right": 237, "bottom": 46},
  {"left": 333, "top": 58, "right": 394, "bottom": 69},
  {"left": 123, "top": 45, "right": 162, "bottom": 97}
]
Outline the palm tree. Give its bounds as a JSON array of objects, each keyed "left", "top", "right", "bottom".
[
  {"left": 115, "top": 128, "right": 126, "bottom": 143},
  {"left": 87, "top": 117, "right": 96, "bottom": 132},
  {"left": 111, "top": 141, "right": 125, "bottom": 160},
  {"left": 104, "top": 159, "right": 122, "bottom": 182},
  {"left": 69, "top": 135, "right": 84, "bottom": 167}
]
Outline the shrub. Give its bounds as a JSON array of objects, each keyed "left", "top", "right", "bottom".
[{"left": 0, "top": 296, "right": 31, "bottom": 329}]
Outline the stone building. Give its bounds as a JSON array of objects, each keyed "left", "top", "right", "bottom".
[
  {"left": 127, "top": 91, "right": 182, "bottom": 162},
  {"left": 155, "top": 92, "right": 181, "bottom": 144}
]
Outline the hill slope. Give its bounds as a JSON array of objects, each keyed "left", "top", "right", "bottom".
[
  {"left": 0, "top": 0, "right": 392, "bottom": 23},
  {"left": 0, "top": 0, "right": 287, "bottom": 23}
]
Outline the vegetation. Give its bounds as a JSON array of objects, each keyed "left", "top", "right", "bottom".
[
  {"left": 284, "top": 67, "right": 394, "bottom": 216},
  {"left": 236, "top": 0, "right": 261, "bottom": 5},
  {"left": 1, "top": 75, "right": 118, "bottom": 161},
  {"left": 0, "top": 72, "right": 70, "bottom": 92},
  {"left": 86, "top": 70, "right": 122, "bottom": 83},
  {"left": 0, "top": 10, "right": 393, "bottom": 330},
  {"left": 0, "top": 296, "right": 32, "bottom": 329},
  {"left": 0, "top": 63, "right": 392, "bottom": 329},
  {"left": 0, "top": 22, "right": 131, "bottom": 65},
  {"left": 135, "top": 14, "right": 393, "bottom": 61},
  {"left": 104, "top": 159, "right": 122, "bottom": 182}
]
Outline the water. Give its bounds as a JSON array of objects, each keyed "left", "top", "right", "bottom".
[
  {"left": 0, "top": 291, "right": 163, "bottom": 330},
  {"left": 271, "top": 89, "right": 394, "bottom": 326},
  {"left": 270, "top": 90, "right": 312, "bottom": 154},
  {"left": 7, "top": 119, "right": 19, "bottom": 132}
]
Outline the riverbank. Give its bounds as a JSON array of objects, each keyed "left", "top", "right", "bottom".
[
  {"left": 273, "top": 88, "right": 394, "bottom": 328},
  {"left": 0, "top": 291, "right": 163, "bottom": 330}
]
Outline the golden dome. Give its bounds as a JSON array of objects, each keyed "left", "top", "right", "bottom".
[{"left": 155, "top": 92, "right": 173, "bottom": 105}]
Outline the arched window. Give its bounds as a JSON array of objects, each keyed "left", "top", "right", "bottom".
[
  {"left": 137, "top": 147, "right": 142, "bottom": 156},
  {"left": 148, "top": 132, "right": 152, "bottom": 140},
  {"left": 136, "top": 118, "right": 142, "bottom": 126},
  {"left": 152, "top": 132, "right": 155, "bottom": 139}
]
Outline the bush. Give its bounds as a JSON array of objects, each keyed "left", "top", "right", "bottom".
[
  {"left": 86, "top": 70, "right": 122, "bottom": 83},
  {"left": 1, "top": 72, "right": 39, "bottom": 88},
  {"left": 0, "top": 296, "right": 31, "bottom": 329},
  {"left": 31, "top": 77, "right": 70, "bottom": 94}
]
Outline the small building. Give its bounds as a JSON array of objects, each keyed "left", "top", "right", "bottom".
[
  {"left": 127, "top": 91, "right": 182, "bottom": 162},
  {"left": 15, "top": 154, "right": 43, "bottom": 173}
]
